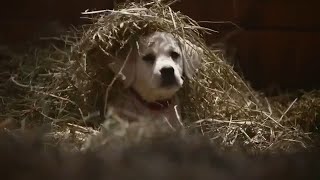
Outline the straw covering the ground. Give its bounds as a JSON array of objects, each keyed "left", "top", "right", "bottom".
[{"left": 0, "top": 0, "right": 319, "bottom": 152}]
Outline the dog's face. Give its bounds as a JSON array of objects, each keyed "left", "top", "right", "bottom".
[
  {"left": 108, "top": 32, "right": 202, "bottom": 102},
  {"left": 133, "top": 32, "right": 184, "bottom": 101}
]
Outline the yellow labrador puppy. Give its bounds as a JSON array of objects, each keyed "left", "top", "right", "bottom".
[{"left": 107, "top": 32, "right": 202, "bottom": 130}]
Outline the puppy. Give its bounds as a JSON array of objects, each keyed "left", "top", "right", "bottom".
[{"left": 106, "top": 32, "right": 202, "bottom": 130}]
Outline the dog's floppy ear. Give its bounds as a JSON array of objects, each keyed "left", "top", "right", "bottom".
[
  {"left": 179, "top": 38, "right": 202, "bottom": 79},
  {"left": 108, "top": 47, "right": 136, "bottom": 88}
]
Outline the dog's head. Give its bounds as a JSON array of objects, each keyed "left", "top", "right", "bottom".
[{"left": 108, "top": 32, "right": 202, "bottom": 102}]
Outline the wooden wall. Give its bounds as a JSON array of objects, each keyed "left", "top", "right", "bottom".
[
  {"left": 1, "top": 0, "right": 319, "bottom": 94},
  {"left": 172, "top": 0, "right": 320, "bottom": 94},
  {"left": 0, "top": 0, "right": 114, "bottom": 43}
]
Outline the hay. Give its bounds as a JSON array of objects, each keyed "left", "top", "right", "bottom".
[{"left": 0, "top": 0, "right": 319, "bottom": 152}]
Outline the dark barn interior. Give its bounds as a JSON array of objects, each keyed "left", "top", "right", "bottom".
[
  {"left": 1, "top": 1, "right": 320, "bottom": 178},
  {"left": 1, "top": 0, "right": 320, "bottom": 95}
]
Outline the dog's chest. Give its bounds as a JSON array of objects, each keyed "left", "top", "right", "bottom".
[{"left": 109, "top": 91, "right": 182, "bottom": 129}]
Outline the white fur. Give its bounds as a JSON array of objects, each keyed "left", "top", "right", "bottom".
[
  {"left": 107, "top": 32, "right": 202, "bottom": 129},
  {"left": 109, "top": 89, "right": 183, "bottom": 130}
]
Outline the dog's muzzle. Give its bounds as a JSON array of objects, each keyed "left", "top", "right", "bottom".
[{"left": 160, "top": 67, "right": 177, "bottom": 87}]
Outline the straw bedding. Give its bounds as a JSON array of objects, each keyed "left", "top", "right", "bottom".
[{"left": 0, "top": 0, "right": 319, "bottom": 152}]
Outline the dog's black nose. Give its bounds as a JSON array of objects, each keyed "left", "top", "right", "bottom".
[{"left": 160, "top": 67, "right": 176, "bottom": 86}]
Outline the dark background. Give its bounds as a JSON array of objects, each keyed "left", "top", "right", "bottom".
[{"left": 1, "top": 0, "right": 319, "bottom": 95}]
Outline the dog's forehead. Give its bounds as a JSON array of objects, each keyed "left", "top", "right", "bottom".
[{"left": 140, "top": 32, "right": 180, "bottom": 50}]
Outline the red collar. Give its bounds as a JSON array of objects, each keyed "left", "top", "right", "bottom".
[{"left": 129, "top": 88, "right": 172, "bottom": 111}]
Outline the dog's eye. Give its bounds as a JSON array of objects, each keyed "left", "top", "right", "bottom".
[
  {"left": 142, "top": 53, "right": 156, "bottom": 64},
  {"left": 170, "top": 51, "right": 180, "bottom": 60}
]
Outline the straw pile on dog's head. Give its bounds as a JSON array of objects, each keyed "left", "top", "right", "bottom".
[{"left": 1, "top": 0, "right": 319, "bottom": 152}]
